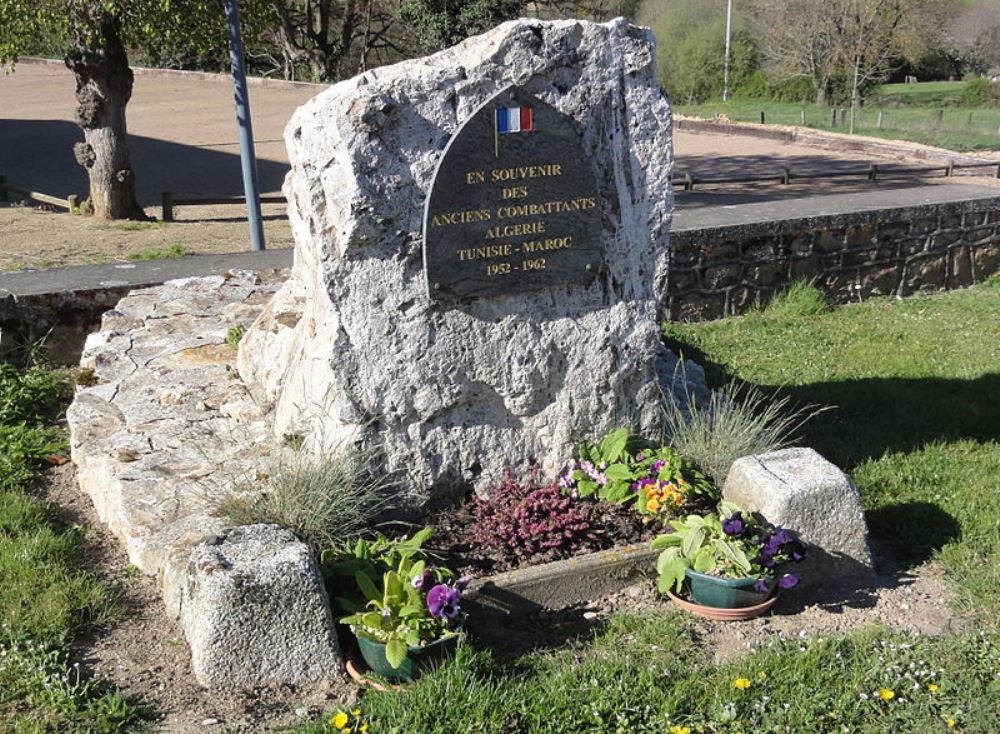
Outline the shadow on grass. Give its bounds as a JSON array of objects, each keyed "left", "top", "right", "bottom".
[
  {"left": 467, "top": 601, "right": 609, "bottom": 663},
  {"left": 665, "top": 334, "right": 1000, "bottom": 469},
  {"left": 866, "top": 501, "right": 963, "bottom": 567}
]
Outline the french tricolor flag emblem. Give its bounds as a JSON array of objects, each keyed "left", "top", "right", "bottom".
[{"left": 496, "top": 106, "right": 534, "bottom": 134}]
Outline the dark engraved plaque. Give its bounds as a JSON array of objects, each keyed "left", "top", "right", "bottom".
[{"left": 423, "top": 86, "right": 603, "bottom": 301}]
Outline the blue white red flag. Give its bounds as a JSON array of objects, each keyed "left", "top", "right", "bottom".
[{"left": 496, "top": 106, "right": 534, "bottom": 134}]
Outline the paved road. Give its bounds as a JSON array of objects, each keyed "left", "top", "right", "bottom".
[{"left": 0, "top": 61, "right": 319, "bottom": 206}]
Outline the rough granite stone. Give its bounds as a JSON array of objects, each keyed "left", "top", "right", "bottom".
[
  {"left": 67, "top": 271, "right": 342, "bottom": 688},
  {"left": 723, "top": 448, "right": 874, "bottom": 581},
  {"left": 237, "top": 17, "right": 700, "bottom": 502},
  {"left": 180, "top": 525, "right": 342, "bottom": 688}
]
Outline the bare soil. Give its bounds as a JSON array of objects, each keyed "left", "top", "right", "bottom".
[{"left": 41, "top": 462, "right": 358, "bottom": 734}]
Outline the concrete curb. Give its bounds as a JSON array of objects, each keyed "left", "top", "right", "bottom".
[{"left": 466, "top": 543, "right": 660, "bottom": 616}]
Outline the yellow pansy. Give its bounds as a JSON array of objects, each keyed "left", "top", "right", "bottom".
[
  {"left": 331, "top": 711, "right": 349, "bottom": 730},
  {"left": 733, "top": 677, "right": 752, "bottom": 690}
]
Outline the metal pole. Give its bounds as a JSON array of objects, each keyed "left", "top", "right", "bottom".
[
  {"left": 224, "top": 0, "right": 265, "bottom": 251},
  {"left": 722, "top": 0, "right": 733, "bottom": 102}
]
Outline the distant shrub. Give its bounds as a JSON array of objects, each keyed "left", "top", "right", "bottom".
[
  {"left": 735, "top": 72, "right": 814, "bottom": 104},
  {"left": 961, "top": 78, "right": 1000, "bottom": 107},
  {"left": 761, "top": 281, "right": 831, "bottom": 319},
  {"left": 226, "top": 324, "right": 246, "bottom": 350},
  {"left": 471, "top": 469, "right": 591, "bottom": 559}
]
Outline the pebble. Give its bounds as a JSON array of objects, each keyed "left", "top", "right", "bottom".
[
  {"left": 583, "top": 611, "right": 599, "bottom": 621},
  {"left": 295, "top": 707, "right": 310, "bottom": 719},
  {"left": 201, "top": 718, "right": 220, "bottom": 726}
]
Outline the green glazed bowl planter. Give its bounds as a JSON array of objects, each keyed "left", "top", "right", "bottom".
[
  {"left": 685, "top": 568, "right": 775, "bottom": 609},
  {"left": 355, "top": 633, "right": 460, "bottom": 683}
]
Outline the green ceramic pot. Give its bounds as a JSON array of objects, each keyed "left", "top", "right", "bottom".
[
  {"left": 356, "top": 632, "right": 459, "bottom": 682},
  {"left": 685, "top": 568, "right": 775, "bottom": 609}
]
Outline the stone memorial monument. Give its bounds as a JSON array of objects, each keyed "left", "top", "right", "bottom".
[{"left": 238, "top": 17, "right": 690, "bottom": 503}]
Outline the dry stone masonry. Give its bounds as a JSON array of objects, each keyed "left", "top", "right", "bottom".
[
  {"left": 668, "top": 194, "right": 1000, "bottom": 321},
  {"left": 237, "top": 18, "right": 694, "bottom": 503},
  {"left": 67, "top": 272, "right": 343, "bottom": 687}
]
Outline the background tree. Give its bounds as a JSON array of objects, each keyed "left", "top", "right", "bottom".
[{"left": 0, "top": 0, "right": 269, "bottom": 220}]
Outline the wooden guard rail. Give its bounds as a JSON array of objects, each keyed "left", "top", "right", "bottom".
[
  {"left": 672, "top": 160, "right": 1000, "bottom": 191},
  {"left": 161, "top": 192, "right": 286, "bottom": 221},
  {"left": 0, "top": 175, "right": 79, "bottom": 211}
]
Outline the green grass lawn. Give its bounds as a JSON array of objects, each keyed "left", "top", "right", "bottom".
[
  {"left": 872, "top": 81, "right": 968, "bottom": 107},
  {"left": 290, "top": 281, "right": 1000, "bottom": 734},
  {"left": 676, "top": 96, "right": 1000, "bottom": 152},
  {"left": 0, "top": 365, "right": 152, "bottom": 732}
]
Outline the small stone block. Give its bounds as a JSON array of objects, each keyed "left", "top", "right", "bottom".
[
  {"left": 723, "top": 448, "right": 873, "bottom": 582},
  {"left": 180, "top": 525, "right": 343, "bottom": 688}
]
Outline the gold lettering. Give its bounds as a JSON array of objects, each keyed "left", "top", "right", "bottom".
[
  {"left": 466, "top": 171, "right": 486, "bottom": 184},
  {"left": 431, "top": 209, "right": 492, "bottom": 226},
  {"left": 489, "top": 164, "right": 564, "bottom": 182},
  {"left": 502, "top": 186, "right": 528, "bottom": 199},
  {"left": 521, "top": 237, "right": 572, "bottom": 253},
  {"left": 457, "top": 243, "right": 513, "bottom": 261}
]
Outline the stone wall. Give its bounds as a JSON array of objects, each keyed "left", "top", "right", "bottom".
[{"left": 667, "top": 195, "right": 1000, "bottom": 321}]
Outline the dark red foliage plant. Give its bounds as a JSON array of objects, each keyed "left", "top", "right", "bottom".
[{"left": 470, "top": 468, "right": 592, "bottom": 559}]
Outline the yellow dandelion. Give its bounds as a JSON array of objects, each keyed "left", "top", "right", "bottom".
[
  {"left": 946, "top": 719, "right": 956, "bottom": 729},
  {"left": 928, "top": 683, "right": 940, "bottom": 693},
  {"left": 733, "top": 677, "right": 752, "bottom": 690},
  {"left": 668, "top": 726, "right": 691, "bottom": 734},
  {"left": 756, "top": 670, "right": 767, "bottom": 680},
  {"left": 360, "top": 726, "right": 369, "bottom": 734},
  {"left": 351, "top": 709, "right": 362, "bottom": 716},
  {"left": 331, "top": 711, "right": 349, "bottom": 730},
  {"left": 878, "top": 688, "right": 895, "bottom": 701}
]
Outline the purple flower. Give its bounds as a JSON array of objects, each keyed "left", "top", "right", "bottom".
[
  {"left": 455, "top": 575, "right": 473, "bottom": 591},
  {"left": 753, "top": 579, "right": 770, "bottom": 593},
  {"left": 778, "top": 574, "right": 799, "bottom": 589},
  {"left": 722, "top": 512, "right": 746, "bottom": 537},
  {"left": 411, "top": 569, "right": 436, "bottom": 590},
  {"left": 427, "top": 583, "right": 462, "bottom": 620},
  {"left": 651, "top": 459, "right": 666, "bottom": 473},
  {"left": 636, "top": 453, "right": 647, "bottom": 462}
]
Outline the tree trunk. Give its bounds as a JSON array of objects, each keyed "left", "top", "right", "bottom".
[{"left": 65, "top": 7, "right": 148, "bottom": 220}]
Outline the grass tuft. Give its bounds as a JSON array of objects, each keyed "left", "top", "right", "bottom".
[
  {"left": 760, "top": 280, "right": 830, "bottom": 319},
  {"left": 126, "top": 242, "right": 186, "bottom": 261},
  {"left": 218, "top": 443, "right": 393, "bottom": 552},
  {"left": 663, "top": 370, "right": 831, "bottom": 483}
]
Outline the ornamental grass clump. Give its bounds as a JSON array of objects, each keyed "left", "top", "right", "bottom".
[
  {"left": 471, "top": 468, "right": 592, "bottom": 559},
  {"left": 662, "top": 370, "right": 830, "bottom": 484},
  {"left": 219, "top": 443, "right": 391, "bottom": 553},
  {"left": 653, "top": 500, "right": 806, "bottom": 594}
]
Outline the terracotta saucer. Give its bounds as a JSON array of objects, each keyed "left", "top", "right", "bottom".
[
  {"left": 666, "top": 589, "right": 779, "bottom": 621},
  {"left": 344, "top": 645, "right": 405, "bottom": 692}
]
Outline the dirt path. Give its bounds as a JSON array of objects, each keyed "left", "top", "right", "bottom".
[{"left": 44, "top": 462, "right": 357, "bottom": 734}]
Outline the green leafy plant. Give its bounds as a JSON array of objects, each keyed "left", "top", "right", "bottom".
[
  {"left": 226, "top": 324, "right": 247, "bottom": 350},
  {"left": 328, "top": 529, "right": 466, "bottom": 669},
  {"left": 560, "top": 428, "right": 716, "bottom": 513},
  {"left": 652, "top": 501, "right": 805, "bottom": 594}
]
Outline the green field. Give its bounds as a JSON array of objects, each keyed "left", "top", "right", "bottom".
[
  {"left": 677, "top": 95, "right": 1000, "bottom": 152},
  {"left": 872, "top": 81, "right": 968, "bottom": 106}
]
